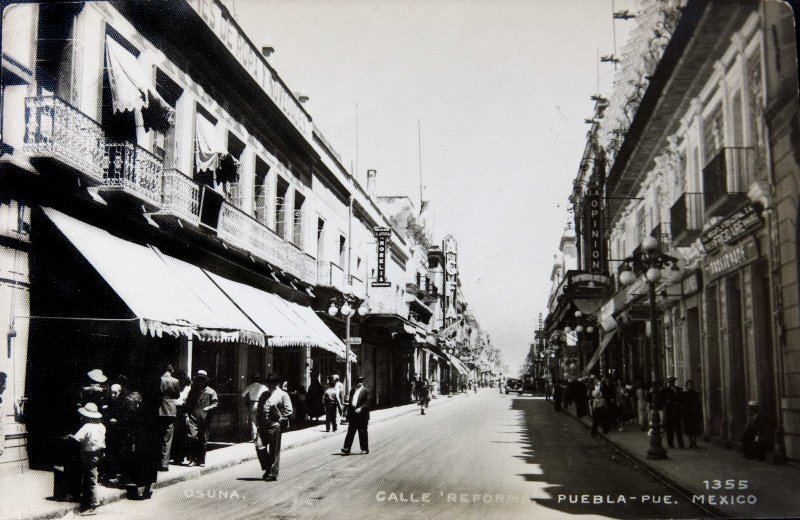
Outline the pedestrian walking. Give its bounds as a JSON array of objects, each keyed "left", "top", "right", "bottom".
[
  {"left": 323, "top": 377, "right": 342, "bottom": 432},
  {"left": 341, "top": 376, "right": 371, "bottom": 455},
  {"left": 68, "top": 402, "right": 106, "bottom": 516},
  {"left": 417, "top": 378, "right": 430, "bottom": 415},
  {"left": 662, "top": 376, "right": 684, "bottom": 449},
  {"left": 242, "top": 374, "right": 266, "bottom": 442},
  {"left": 552, "top": 380, "right": 563, "bottom": 412},
  {"left": 431, "top": 380, "right": 439, "bottom": 399},
  {"left": 590, "top": 390, "right": 607, "bottom": 436},
  {"left": 682, "top": 380, "right": 703, "bottom": 448},
  {"left": 333, "top": 374, "right": 344, "bottom": 419},
  {"left": 186, "top": 370, "right": 218, "bottom": 467},
  {"left": 156, "top": 364, "right": 181, "bottom": 471},
  {"left": 255, "top": 373, "right": 293, "bottom": 481}
]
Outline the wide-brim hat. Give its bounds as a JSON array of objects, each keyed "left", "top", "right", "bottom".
[
  {"left": 666, "top": 376, "right": 677, "bottom": 382},
  {"left": 78, "top": 402, "right": 102, "bottom": 419},
  {"left": 196, "top": 370, "right": 208, "bottom": 377},
  {"left": 356, "top": 376, "right": 365, "bottom": 382},
  {"left": 87, "top": 369, "right": 107, "bottom": 383}
]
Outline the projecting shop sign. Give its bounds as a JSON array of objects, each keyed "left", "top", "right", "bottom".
[
  {"left": 372, "top": 227, "right": 392, "bottom": 287},
  {"left": 700, "top": 203, "right": 763, "bottom": 254},
  {"left": 583, "top": 186, "right": 607, "bottom": 273}
]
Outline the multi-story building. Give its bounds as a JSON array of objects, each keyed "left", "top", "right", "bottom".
[
  {"left": 561, "top": 0, "right": 800, "bottom": 460},
  {"left": 0, "top": 0, "right": 458, "bottom": 472}
]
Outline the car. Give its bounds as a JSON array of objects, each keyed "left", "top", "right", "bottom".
[{"left": 505, "top": 378, "right": 522, "bottom": 394}]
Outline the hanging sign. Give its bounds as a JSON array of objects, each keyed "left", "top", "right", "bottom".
[
  {"left": 583, "top": 185, "right": 607, "bottom": 274},
  {"left": 700, "top": 203, "right": 763, "bottom": 253},
  {"left": 372, "top": 227, "right": 392, "bottom": 287}
]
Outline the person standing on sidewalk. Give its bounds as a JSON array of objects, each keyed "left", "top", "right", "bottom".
[
  {"left": 341, "top": 376, "right": 371, "bottom": 455},
  {"left": 186, "top": 370, "right": 218, "bottom": 467},
  {"left": 68, "top": 403, "right": 106, "bottom": 516},
  {"left": 634, "top": 379, "right": 648, "bottom": 431},
  {"left": 590, "top": 390, "right": 607, "bottom": 436},
  {"left": 682, "top": 380, "right": 702, "bottom": 449},
  {"left": 156, "top": 365, "right": 181, "bottom": 471},
  {"left": 662, "top": 376, "right": 685, "bottom": 449},
  {"left": 323, "top": 377, "right": 342, "bottom": 432},
  {"left": 242, "top": 374, "right": 266, "bottom": 442},
  {"left": 256, "top": 373, "right": 293, "bottom": 481}
]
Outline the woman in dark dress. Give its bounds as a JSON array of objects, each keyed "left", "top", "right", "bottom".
[
  {"left": 306, "top": 378, "right": 325, "bottom": 422},
  {"left": 682, "top": 380, "right": 703, "bottom": 449}
]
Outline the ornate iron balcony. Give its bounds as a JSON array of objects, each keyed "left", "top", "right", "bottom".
[
  {"left": 703, "top": 147, "right": 754, "bottom": 217},
  {"left": 670, "top": 192, "right": 704, "bottom": 246},
  {"left": 159, "top": 169, "right": 202, "bottom": 226},
  {"left": 24, "top": 96, "right": 107, "bottom": 182},
  {"left": 104, "top": 141, "right": 163, "bottom": 208},
  {"left": 218, "top": 201, "right": 287, "bottom": 270}
]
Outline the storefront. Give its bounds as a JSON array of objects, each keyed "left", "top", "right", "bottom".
[{"left": 698, "top": 204, "right": 776, "bottom": 444}]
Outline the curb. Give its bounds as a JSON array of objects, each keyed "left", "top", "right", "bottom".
[
  {"left": 20, "top": 392, "right": 468, "bottom": 520},
  {"left": 559, "top": 405, "right": 726, "bottom": 518}
]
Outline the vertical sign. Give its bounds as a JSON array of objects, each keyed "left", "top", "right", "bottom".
[
  {"left": 584, "top": 185, "right": 607, "bottom": 274},
  {"left": 372, "top": 227, "right": 392, "bottom": 287}
]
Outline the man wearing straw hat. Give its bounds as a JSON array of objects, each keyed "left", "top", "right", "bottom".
[
  {"left": 186, "top": 370, "right": 217, "bottom": 467},
  {"left": 68, "top": 402, "right": 106, "bottom": 516}
]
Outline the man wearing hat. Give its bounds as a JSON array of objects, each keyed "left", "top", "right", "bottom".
[
  {"left": 156, "top": 364, "right": 181, "bottom": 471},
  {"left": 743, "top": 400, "right": 772, "bottom": 460},
  {"left": 79, "top": 369, "right": 108, "bottom": 410},
  {"left": 662, "top": 376, "right": 684, "bottom": 449},
  {"left": 341, "top": 376, "right": 371, "bottom": 455},
  {"left": 255, "top": 373, "right": 293, "bottom": 481},
  {"left": 68, "top": 402, "right": 106, "bottom": 515},
  {"left": 185, "top": 370, "right": 217, "bottom": 467}
]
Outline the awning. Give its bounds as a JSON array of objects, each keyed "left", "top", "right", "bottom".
[
  {"left": 205, "top": 271, "right": 355, "bottom": 361},
  {"left": 421, "top": 347, "right": 447, "bottom": 361},
  {"left": 105, "top": 35, "right": 147, "bottom": 113},
  {"left": 196, "top": 113, "right": 223, "bottom": 173},
  {"left": 449, "top": 356, "right": 471, "bottom": 376},
  {"left": 582, "top": 329, "right": 618, "bottom": 376},
  {"left": 44, "top": 208, "right": 265, "bottom": 346}
]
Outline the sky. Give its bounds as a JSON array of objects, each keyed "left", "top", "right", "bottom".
[{"left": 226, "top": 0, "right": 634, "bottom": 374}]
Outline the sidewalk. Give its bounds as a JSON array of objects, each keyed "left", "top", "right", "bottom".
[
  {"left": 559, "top": 399, "right": 800, "bottom": 518},
  {"left": 1, "top": 393, "right": 466, "bottom": 520}
]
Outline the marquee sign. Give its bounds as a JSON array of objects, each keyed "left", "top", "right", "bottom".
[
  {"left": 583, "top": 186, "right": 607, "bottom": 273},
  {"left": 700, "top": 203, "right": 763, "bottom": 253},
  {"left": 702, "top": 236, "right": 759, "bottom": 281},
  {"left": 372, "top": 227, "right": 392, "bottom": 287}
]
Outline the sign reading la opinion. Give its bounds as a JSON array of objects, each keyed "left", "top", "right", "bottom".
[{"left": 583, "top": 186, "right": 607, "bottom": 273}]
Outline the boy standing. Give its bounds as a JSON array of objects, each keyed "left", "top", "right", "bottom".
[{"left": 69, "top": 402, "right": 106, "bottom": 516}]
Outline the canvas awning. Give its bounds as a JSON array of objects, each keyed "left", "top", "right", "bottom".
[
  {"left": 449, "top": 355, "right": 471, "bottom": 376},
  {"left": 582, "top": 330, "right": 618, "bottom": 376},
  {"left": 205, "top": 272, "right": 355, "bottom": 361},
  {"left": 105, "top": 35, "right": 147, "bottom": 113},
  {"left": 43, "top": 208, "right": 265, "bottom": 346}
]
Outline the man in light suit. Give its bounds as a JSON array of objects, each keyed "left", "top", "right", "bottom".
[
  {"left": 157, "top": 364, "right": 181, "bottom": 471},
  {"left": 341, "top": 376, "right": 371, "bottom": 455}
]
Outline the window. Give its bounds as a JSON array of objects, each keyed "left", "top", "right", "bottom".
[
  {"left": 316, "top": 218, "right": 325, "bottom": 259},
  {"left": 226, "top": 132, "right": 246, "bottom": 208},
  {"left": 703, "top": 104, "right": 723, "bottom": 164},
  {"left": 101, "top": 29, "right": 141, "bottom": 143},
  {"left": 339, "top": 235, "right": 346, "bottom": 267},
  {"left": 151, "top": 69, "right": 182, "bottom": 165},
  {"left": 254, "top": 158, "right": 269, "bottom": 223},
  {"left": 636, "top": 206, "right": 646, "bottom": 247},
  {"left": 275, "top": 177, "right": 289, "bottom": 237},
  {"left": 293, "top": 192, "right": 305, "bottom": 247}
]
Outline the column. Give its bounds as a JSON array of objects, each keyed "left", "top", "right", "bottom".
[
  {"left": 284, "top": 185, "right": 295, "bottom": 242},
  {"left": 174, "top": 96, "right": 195, "bottom": 176},
  {"left": 266, "top": 165, "right": 278, "bottom": 231},
  {"left": 71, "top": 7, "right": 105, "bottom": 120},
  {"left": 239, "top": 147, "right": 256, "bottom": 216}
]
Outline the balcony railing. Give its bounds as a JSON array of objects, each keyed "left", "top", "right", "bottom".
[
  {"left": 24, "top": 96, "right": 107, "bottom": 182},
  {"left": 318, "top": 261, "right": 345, "bottom": 290},
  {"left": 303, "top": 253, "right": 318, "bottom": 285},
  {"left": 160, "top": 169, "right": 201, "bottom": 226},
  {"left": 670, "top": 192, "right": 704, "bottom": 247},
  {"left": 104, "top": 141, "right": 163, "bottom": 207},
  {"left": 285, "top": 242, "right": 307, "bottom": 280},
  {"left": 351, "top": 274, "right": 366, "bottom": 298},
  {"left": 218, "top": 201, "right": 287, "bottom": 269},
  {"left": 703, "top": 147, "right": 755, "bottom": 217}
]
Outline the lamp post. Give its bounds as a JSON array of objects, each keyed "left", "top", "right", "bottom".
[
  {"left": 328, "top": 295, "right": 369, "bottom": 411},
  {"left": 618, "top": 235, "right": 680, "bottom": 460}
]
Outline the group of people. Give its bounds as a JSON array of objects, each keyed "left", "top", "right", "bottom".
[
  {"left": 548, "top": 375, "right": 703, "bottom": 448},
  {"left": 60, "top": 365, "right": 219, "bottom": 515}
]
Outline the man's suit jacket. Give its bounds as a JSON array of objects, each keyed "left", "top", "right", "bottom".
[
  {"left": 159, "top": 372, "right": 181, "bottom": 417},
  {"left": 347, "top": 385, "right": 371, "bottom": 422}
]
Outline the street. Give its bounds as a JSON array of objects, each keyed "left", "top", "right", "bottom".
[{"left": 90, "top": 391, "right": 707, "bottom": 520}]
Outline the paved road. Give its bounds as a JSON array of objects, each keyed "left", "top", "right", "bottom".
[{"left": 94, "top": 391, "right": 708, "bottom": 519}]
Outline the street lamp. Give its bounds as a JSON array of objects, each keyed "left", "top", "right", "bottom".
[
  {"left": 618, "top": 235, "right": 680, "bottom": 460},
  {"left": 328, "top": 295, "right": 369, "bottom": 409}
]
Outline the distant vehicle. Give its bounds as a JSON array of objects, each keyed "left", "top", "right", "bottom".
[
  {"left": 505, "top": 375, "right": 537, "bottom": 395},
  {"left": 505, "top": 378, "right": 522, "bottom": 394}
]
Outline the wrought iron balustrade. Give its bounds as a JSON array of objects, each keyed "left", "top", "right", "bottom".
[
  {"left": 24, "top": 96, "right": 107, "bottom": 181},
  {"left": 670, "top": 192, "right": 704, "bottom": 246},
  {"left": 104, "top": 141, "right": 163, "bottom": 207},
  {"left": 703, "top": 147, "right": 755, "bottom": 217},
  {"left": 317, "top": 261, "right": 345, "bottom": 290},
  {"left": 218, "top": 201, "right": 288, "bottom": 269},
  {"left": 160, "top": 169, "right": 201, "bottom": 226}
]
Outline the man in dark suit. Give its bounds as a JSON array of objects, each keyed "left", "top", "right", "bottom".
[
  {"left": 157, "top": 364, "right": 181, "bottom": 471},
  {"left": 341, "top": 376, "right": 371, "bottom": 455}
]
